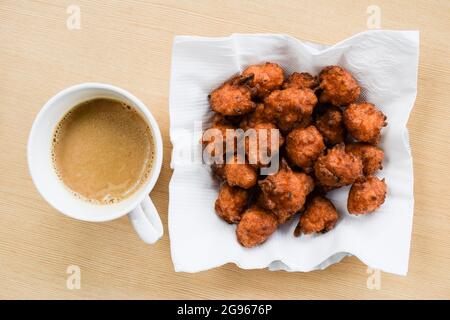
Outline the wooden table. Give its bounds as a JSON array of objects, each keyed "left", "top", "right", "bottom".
[{"left": 1, "top": 0, "right": 449, "bottom": 299}]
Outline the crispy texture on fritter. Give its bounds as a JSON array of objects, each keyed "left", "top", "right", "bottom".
[
  {"left": 236, "top": 206, "right": 278, "bottom": 248},
  {"left": 242, "top": 62, "right": 285, "bottom": 99},
  {"left": 239, "top": 103, "right": 270, "bottom": 130},
  {"left": 215, "top": 183, "right": 249, "bottom": 224},
  {"left": 224, "top": 155, "right": 257, "bottom": 189},
  {"left": 209, "top": 75, "right": 256, "bottom": 116},
  {"left": 347, "top": 176, "right": 387, "bottom": 214},
  {"left": 286, "top": 125, "right": 325, "bottom": 170},
  {"left": 283, "top": 72, "right": 318, "bottom": 90},
  {"left": 319, "top": 66, "right": 360, "bottom": 106},
  {"left": 346, "top": 143, "right": 384, "bottom": 176},
  {"left": 245, "top": 122, "right": 284, "bottom": 168},
  {"left": 258, "top": 161, "right": 314, "bottom": 223},
  {"left": 315, "top": 105, "right": 346, "bottom": 145},
  {"left": 314, "top": 143, "right": 363, "bottom": 188},
  {"left": 205, "top": 61, "right": 390, "bottom": 244},
  {"left": 294, "top": 196, "right": 339, "bottom": 236},
  {"left": 264, "top": 87, "right": 317, "bottom": 132},
  {"left": 343, "top": 102, "right": 387, "bottom": 145},
  {"left": 202, "top": 114, "right": 236, "bottom": 157}
]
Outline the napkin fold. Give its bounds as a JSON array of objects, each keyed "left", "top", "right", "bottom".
[{"left": 169, "top": 31, "right": 419, "bottom": 275}]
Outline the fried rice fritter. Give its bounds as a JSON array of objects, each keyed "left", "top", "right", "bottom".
[
  {"left": 223, "top": 155, "right": 257, "bottom": 189},
  {"left": 209, "top": 75, "right": 256, "bottom": 116},
  {"left": 294, "top": 195, "right": 339, "bottom": 236},
  {"left": 245, "top": 122, "right": 284, "bottom": 168},
  {"left": 346, "top": 143, "right": 384, "bottom": 176},
  {"left": 286, "top": 125, "right": 325, "bottom": 170},
  {"left": 314, "top": 105, "right": 346, "bottom": 145},
  {"left": 343, "top": 102, "right": 387, "bottom": 145},
  {"left": 215, "top": 183, "right": 249, "bottom": 224},
  {"left": 264, "top": 87, "right": 317, "bottom": 132},
  {"left": 239, "top": 103, "right": 269, "bottom": 130},
  {"left": 258, "top": 161, "right": 314, "bottom": 223},
  {"left": 242, "top": 62, "right": 285, "bottom": 99},
  {"left": 347, "top": 176, "right": 387, "bottom": 214},
  {"left": 314, "top": 143, "right": 363, "bottom": 188},
  {"left": 236, "top": 206, "right": 278, "bottom": 248},
  {"left": 202, "top": 114, "right": 236, "bottom": 158},
  {"left": 282, "top": 72, "right": 318, "bottom": 90},
  {"left": 319, "top": 66, "right": 361, "bottom": 106}
]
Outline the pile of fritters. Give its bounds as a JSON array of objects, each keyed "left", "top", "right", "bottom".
[{"left": 204, "top": 62, "right": 388, "bottom": 248}]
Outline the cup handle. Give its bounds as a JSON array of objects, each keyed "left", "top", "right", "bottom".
[{"left": 128, "top": 196, "right": 163, "bottom": 244}]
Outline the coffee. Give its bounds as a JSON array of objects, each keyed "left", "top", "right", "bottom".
[{"left": 52, "top": 98, "right": 154, "bottom": 204}]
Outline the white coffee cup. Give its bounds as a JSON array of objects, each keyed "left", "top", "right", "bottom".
[{"left": 28, "top": 83, "right": 164, "bottom": 244}]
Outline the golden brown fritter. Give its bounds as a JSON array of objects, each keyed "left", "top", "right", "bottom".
[
  {"left": 314, "top": 143, "right": 363, "bottom": 188},
  {"left": 204, "top": 61, "right": 390, "bottom": 244},
  {"left": 264, "top": 87, "right": 317, "bottom": 132},
  {"left": 319, "top": 66, "right": 360, "bottom": 106},
  {"left": 283, "top": 72, "right": 318, "bottom": 90},
  {"left": 209, "top": 75, "right": 256, "bottom": 116},
  {"left": 314, "top": 105, "right": 346, "bottom": 145},
  {"left": 343, "top": 102, "right": 387, "bottom": 145},
  {"left": 258, "top": 161, "right": 314, "bottom": 223},
  {"left": 285, "top": 125, "right": 325, "bottom": 170},
  {"left": 239, "top": 103, "right": 270, "bottom": 130},
  {"left": 242, "top": 62, "right": 285, "bottom": 99},
  {"left": 202, "top": 114, "right": 236, "bottom": 157},
  {"left": 347, "top": 176, "right": 387, "bottom": 215},
  {"left": 223, "top": 155, "right": 257, "bottom": 189},
  {"left": 215, "top": 183, "right": 249, "bottom": 224},
  {"left": 294, "top": 196, "right": 339, "bottom": 236},
  {"left": 345, "top": 143, "right": 384, "bottom": 176},
  {"left": 236, "top": 206, "right": 278, "bottom": 248},
  {"left": 245, "top": 122, "right": 284, "bottom": 167}
]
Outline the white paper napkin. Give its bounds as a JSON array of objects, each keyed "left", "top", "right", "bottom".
[{"left": 168, "top": 31, "right": 419, "bottom": 275}]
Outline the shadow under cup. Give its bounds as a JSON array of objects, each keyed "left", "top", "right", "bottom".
[{"left": 28, "top": 83, "right": 163, "bottom": 222}]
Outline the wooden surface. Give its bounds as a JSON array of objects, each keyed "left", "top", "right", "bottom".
[{"left": 0, "top": 0, "right": 449, "bottom": 300}]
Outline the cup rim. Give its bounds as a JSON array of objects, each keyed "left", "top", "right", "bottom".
[{"left": 27, "top": 82, "right": 163, "bottom": 222}]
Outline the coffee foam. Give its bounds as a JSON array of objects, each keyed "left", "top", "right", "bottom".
[{"left": 51, "top": 98, "right": 155, "bottom": 205}]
